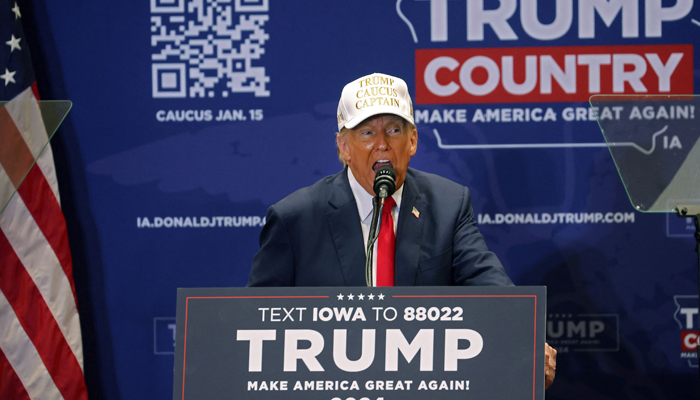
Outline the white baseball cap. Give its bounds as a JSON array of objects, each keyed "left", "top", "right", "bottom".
[{"left": 336, "top": 73, "right": 414, "bottom": 131}]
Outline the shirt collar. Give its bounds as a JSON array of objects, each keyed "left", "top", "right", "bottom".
[{"left": 347, "top": 167, "right": 403, "bottom": 222}]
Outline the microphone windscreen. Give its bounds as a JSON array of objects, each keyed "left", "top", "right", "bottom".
[{"left": 373, "top": 165, "right": 396, "bottom": 196}]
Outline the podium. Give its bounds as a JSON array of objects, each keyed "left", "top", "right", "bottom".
[{"left": 173, "top": 286, "right": 546, "bottom": 400}]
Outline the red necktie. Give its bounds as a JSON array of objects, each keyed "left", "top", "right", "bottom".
[{"left": 377, "top": 196, "right": 396, "bottom": 286}]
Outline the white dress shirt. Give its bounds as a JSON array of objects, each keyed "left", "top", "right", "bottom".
[{"left": 347, "top": 167, "right": 403, "bottom": 286}]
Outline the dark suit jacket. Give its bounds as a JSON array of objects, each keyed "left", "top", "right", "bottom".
[{"left": 248, "top": 167, "right": 512, "bottom": 287}]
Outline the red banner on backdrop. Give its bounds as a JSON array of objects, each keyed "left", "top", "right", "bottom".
[
  {"left": 681, "top": 330, "right": 699, "bottom": 352},
  {"left": 415, "top": 44, "right": 693, "bottom": 104}
]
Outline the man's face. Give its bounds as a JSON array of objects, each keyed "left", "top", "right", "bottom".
[{"left": 337, "top": 114, "right": 417, "bottom": 196}]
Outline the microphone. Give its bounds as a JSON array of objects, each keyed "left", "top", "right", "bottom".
[
  {"left": 373, "top": 165, "right": 396, "bottom": 199},
  {"left": 365, "top": 165, "right": 396, "bottom": 286}
]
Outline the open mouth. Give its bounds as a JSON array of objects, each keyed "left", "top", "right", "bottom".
[{"left": 372, "top": 159, "right": 393, "bottom": 172}]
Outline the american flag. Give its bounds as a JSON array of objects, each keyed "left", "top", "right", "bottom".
[{"left": 0, "top": 1, "right": 88, "bottom": 399}]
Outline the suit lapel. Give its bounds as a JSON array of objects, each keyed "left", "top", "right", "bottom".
[
  {"left": 326, "top": 170, "right": 367, "bottom": 286},
  {"left": 394, "top": 172, "right": 425, "bottom": 286}
]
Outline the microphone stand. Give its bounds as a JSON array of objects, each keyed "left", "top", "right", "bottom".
[{"left": 365, "top": 196, "right": 385, "bottom": 287}]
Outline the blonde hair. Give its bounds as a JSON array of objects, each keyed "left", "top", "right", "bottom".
[{"left": 336, "top": 128, "right": 348, "bottom": 167}]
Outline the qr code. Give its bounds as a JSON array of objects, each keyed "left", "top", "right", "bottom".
[{"left": 150, "top": 0, "right": 270, "bottom": 98}]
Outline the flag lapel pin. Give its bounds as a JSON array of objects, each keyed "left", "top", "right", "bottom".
[{"left": 412, "top": 207, "right": 420, "bottom": 218}]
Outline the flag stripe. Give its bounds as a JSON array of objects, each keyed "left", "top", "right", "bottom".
[
  {"left": 0, "top": 289, "right": 63, "bottom": 400},
  {"left": 30, "top": 82, "right": 40, "bottom": 102},
  {"left": 0, "top": 106, "right": 36, "bottom": 187},
  {"left": 0, "top": 347, "right": 31, "bottom": 400},
  {"left": 16, "top": 165, "right": 78, "bottom": 303},
  {"left": 0, "top": 167, "right": 14, "bottom": 211},
  {"left": 0, "top": 170, "right": 83, "bottom": 369},
  {"left": 5, "top": 88, "right": 61, "bottom": 203},
  {"left": 0, "top": 232, "right": 87, "bottom": 400}
]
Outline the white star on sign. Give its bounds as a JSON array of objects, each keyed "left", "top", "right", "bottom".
[
  {"left": 357, "top": 294, "right": 365, "bottom": 300},
  {"left": 6, "top": 35, "right": 21, "bottom": 52},
  {"left": 12, "top": 2, "right": 21, "bottom": 19},
  {"left": 367, "top": 294, "right": 375, "bottom": 300},
  {"left": 1, "top": 69, "right": 16, "bottom": 86},
  {"left": 337, "top": 293, "right": 344, "bottom": 300},
  {"left": 378, "top": 294, "right": 385, "bottom": 300},
  {"left": 347, "top": 294, "right": 354, "bottom": 300}
]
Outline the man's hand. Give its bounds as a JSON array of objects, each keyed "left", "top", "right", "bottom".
[{"left": 545, "top": 343, "right": 557, "bottom": 389}]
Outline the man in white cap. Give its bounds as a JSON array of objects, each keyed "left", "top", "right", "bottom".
[
  {"left": 248, "top": 72, "right": 556, "bottom": 388},
  {"left": 249, "top": 72, "right": 511, "bottom": 288}
]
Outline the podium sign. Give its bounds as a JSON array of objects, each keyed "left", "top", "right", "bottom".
[{"left": 173, "top": 286, "right": 546, "bottom": 400}]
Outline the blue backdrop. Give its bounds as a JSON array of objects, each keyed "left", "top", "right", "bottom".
[{"left": 19, "top": 0, "right": 700, "bottom": 398}]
